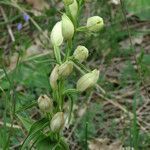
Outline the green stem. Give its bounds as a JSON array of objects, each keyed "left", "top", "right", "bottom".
[
  {"left": 54, "top": 45, "right": 61, "bottom": 64},
  {"left": 66, "top": 40, "right": 72, "bottom": 60},
  {"left": 85, "top": 122, "right": 88, "bottom": 150}
]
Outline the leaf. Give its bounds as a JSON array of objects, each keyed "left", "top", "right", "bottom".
[
  {"left": 36, "top": 136, "right": 57, "bottom": 150},
  {"left": 21, "top": 118, "right": 49, "bottom": 150},
  {"left": 126, "top": 0, "right": 150, "bottom": 20},
  {"left": 142, "top": 54, "right": 150, "bottom": 65},
  {"left": 36, "top": 136, "right": 69, "bottom": 150},
  {"left": 59, "top": 138, "right": 70, "bottom": 150},
  {"left": 16, "top": 101, "right": 37, "bottom": 113},
  {"left": 17, "top": 115, "right": 33, "bottom": 131}
]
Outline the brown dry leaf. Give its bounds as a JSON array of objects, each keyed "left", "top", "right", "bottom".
[
  {"left": 88, "top": 138, "right": 123, "bottom": 150},
  {"left": 88, "top": 138, "right": 109, "bottom": 150},
  {"left": 6, "top": 52, "right": 19, "bottom": 70},
  {"left": 119, "top": 35, "right": 144, "bottom": 49},
  {"left": 77, "top": 104, "right": 87, "bottom": 117},
  {"left": 25, "top": 30, "right": 50, "bottom": 57},
  {"left": 25, "top": 44, "right": 43, "bottom": 57},
  {"left": 109, "top": 140, "right": 122, "bottom": 150},
  {"left": 26, "top": 0, "right": 49, "bottom": 11}
]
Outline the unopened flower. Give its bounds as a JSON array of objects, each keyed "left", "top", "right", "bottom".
[
  {"left": 73, "top": 45, "right": 89, "bottom": 62},
  {"left": 50, "top": 112, "right": 65, "bottom": 132},
  {"left": 87, "top": 16, "right": 104, "bottom": 32},
  {"left": 58, "top": 61, "right": 73, "bottom": 77},
  {"left": 62, "top": 14, "right": 74, "bottom": 40},
  {"left": 69, "top": 0, "right": 78, "bottom": 20},
  {"left": 49, "top": 65, "right": 59, "bottom": 90},
  {"left": 63, "top": 0, "right": 74, "bottom": 5},
  {"left": 77, "top": 69, "right": 100, "bottom": 92},
  {"left": 38, "top": 95, "right": 53, "bottom": 113},
  {"left": 51, "top": 21, "right": 63, "bottom": 46}
]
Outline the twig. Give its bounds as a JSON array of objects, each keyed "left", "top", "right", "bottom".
[{"left": 0, "top": 6, "right": 15, "bottom": 42}]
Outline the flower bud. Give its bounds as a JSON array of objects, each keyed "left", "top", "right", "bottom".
[
  {"left": 69, "top": 0, "right": 78, "bottom": 20},
  {"left": 51, "top": 21, "right": 63, "bottom": 46},
  {"left": 86, "top": 16, "right": 104, "bottom": 32},
  {"left": 38, "top": 95, "right": 53, "bottom": 113},
  {"left": 50, "top": 112, "right": 65, "bottom": 132},
  {"left": 62, "top": 14, "right": 74, "bottom": 40},
  {"left": 58, "top": 61, "right": 73, "bottom": 77},
  {"left": 63, "top": 0, "right": 74, "bottom": 5},
  {"left": 73, "top": 45, "right": 89, "bottom": 62},
  {"left": 77, "top": 69, "right": 100, "bottom": 92},
  {"left": 49, "top": 65, "right": 59, "bottom": 90}
]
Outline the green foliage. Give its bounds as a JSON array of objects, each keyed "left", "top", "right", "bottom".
[
  {"left": 126, "top": 0, "right": 150, "bottom": 20},
  {"left": 75, "top": 103, "right": 102, "bottom": 147},
  {"left": 120, "top": 61, "right": 139, "bottom": 86}
]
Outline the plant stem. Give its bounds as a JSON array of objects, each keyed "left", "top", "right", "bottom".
[
  {"left": 85, "top": 122, "right": 88, "bottom": 150},
  {"left": 66, "top": 40, "right": 72, "bottom": 60},
  {"left": 54, "top": 45, "right": 62, "bottom": 64}
]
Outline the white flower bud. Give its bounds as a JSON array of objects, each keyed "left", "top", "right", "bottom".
[
  {"left": 38, "top": 95, "right": 53, "bottom": 113},
  {"left": 69, "top": 0, "right": 78, "bottom": 20},
  {"left": 63, "top": 0, "right": 74, "bottom": 5},
  {"left": 49, "top": 65, "right": 59, "bottom": 90},
  {"left": 50, "top": 112, "right": 65, "bottom": 132},
  {"left": 51, "top": 21, "right": 63, "bottom": 46},
  {"left": 58, "top": 61, "right": 73, "bottom": 77},
  {"left": 73, "top": 45, "right": 89, "bottom": 62},
  {"left": 62, "top": 14, "right": 74, "bottom": 40},
  {"left": 87, "top": 16, "right": 104, "bottom": 32},
  {"left": 77, "top": 69, "right": 100, "bottom": 92}
]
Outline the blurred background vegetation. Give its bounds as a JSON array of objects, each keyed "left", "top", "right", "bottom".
[{"left": 0, "top": 0, "right": 150, "bottom": 149}]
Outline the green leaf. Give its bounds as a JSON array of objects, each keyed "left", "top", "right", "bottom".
[
  {"left": 17, "top": 115, "right": 33, "bottom": 131},
  {"left": 142, "top": 54, "right": 150, "bottom": 65},
  {"left": 36, "top": 136, "right": 57, "bottom": 150},
  {"left": 63, "top": 88, "right": 79, "bottom": 95},
  {"left": 59, "top": 138, "right": 70, "bottom": 150},
  {"left": 126, "top": 0, "right": 150, "bottom": 20},
  {"left": 35, "top": 136, "right": 69, "bottom": 150},
  {"left": 16, "top": 101, "right": 37, "bottom": 113},
  {"left": 21, "top": 118, "right": 49, "bottom": 150}
]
